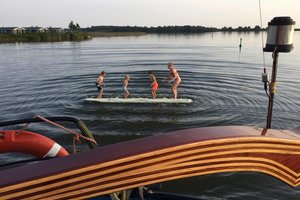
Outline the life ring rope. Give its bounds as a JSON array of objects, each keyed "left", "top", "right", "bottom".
[
  {"left": 35, "top": 115, "right": 97, "bottom": 154},
  {"left": 0, "top": 115, "right": 97, "bottom": 157}
]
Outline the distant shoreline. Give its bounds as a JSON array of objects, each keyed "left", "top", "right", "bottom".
[
  {"left": 86, "top": 32, "right": 146, "bottom": 37},
  {"left": 0, "top": 32, "right": 90, "bottom": 43},
  {"left": 1, "top": 29, "right": 299, "bottom": 44},
  {"left": 0, "top": 25, "right": 265, "bottom": 44}
]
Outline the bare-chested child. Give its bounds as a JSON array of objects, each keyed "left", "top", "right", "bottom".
[
  {"left": 163, "top": 62, "right": 181, "bottom": 99},
  {"left": 148, "top": 71, "right": 158, "bottom": 99},
  {"left": 96, "top": 71, "right": 106, "bottom": 98},
  {"left": 123, "top": 75, "right": 130, "bottom": 99}
]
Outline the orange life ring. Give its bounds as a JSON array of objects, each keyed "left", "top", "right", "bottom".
[{"left": 0, "top": 130, "right": 69, "bottom": 158}]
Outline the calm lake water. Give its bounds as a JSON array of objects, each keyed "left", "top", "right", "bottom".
[{"left": 1, "top": 32, "right": 300, "bottom": 199}]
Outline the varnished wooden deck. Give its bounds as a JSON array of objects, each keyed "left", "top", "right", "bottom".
[{"left": 1, "top": 126, "right": 300, "bottom": 199}]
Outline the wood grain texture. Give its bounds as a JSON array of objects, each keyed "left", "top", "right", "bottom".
[{"left": 1, "top": 126, "right": 300, "bottom": 199}]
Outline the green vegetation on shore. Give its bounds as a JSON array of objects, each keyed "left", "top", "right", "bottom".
[
  {"left": 0, "top": 21, "right": 90, "bottom": 43},
  {"left": 0, "top": 32, "right": 90, "bottom": 43}
]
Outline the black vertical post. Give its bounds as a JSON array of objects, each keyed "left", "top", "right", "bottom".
[{"left": 266, "top": 51, "right": 279, "bottom": 129}]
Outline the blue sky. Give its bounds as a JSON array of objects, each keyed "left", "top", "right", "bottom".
[{"left": 0, "top": 0, "right": 299, "bottom": 28}]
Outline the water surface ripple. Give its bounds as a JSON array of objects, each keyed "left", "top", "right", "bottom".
[{"left": 1, "top": 33, "right": 300, "bottom": 199}]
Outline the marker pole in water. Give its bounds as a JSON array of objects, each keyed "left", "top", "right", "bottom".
[{"left": 263, "top": 16, "right": 295, "bottom": 131}]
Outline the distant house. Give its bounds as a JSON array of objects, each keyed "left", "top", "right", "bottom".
[
  {"left": 0, "top": 26, "right": 64, "bottom": 34},
  {"left": 48, "top": 27, "right": 64, "bottom": 33},
  {"left": 24, "top": 27, "right": 49, "bottom": 33},
  {"left": 0, "top": 27, "right": 26, "bottom": 34},
  {"left": 63, "top": 28, "right": 71, "bottom": 33}
]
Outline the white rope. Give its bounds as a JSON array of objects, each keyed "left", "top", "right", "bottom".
[{"left": 258, "top": 0, "right": 266, "bottom": 69}]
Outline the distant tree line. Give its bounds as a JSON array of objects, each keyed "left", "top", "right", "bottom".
[
  {"left": 82, "top": 25, "right": 217, "bottom": 33},
  {"left": 221, "top": 25, "right": 263, "bottom": 32},
  {"left": 82, "top": 25, "right": 265, "bottom": 34}
]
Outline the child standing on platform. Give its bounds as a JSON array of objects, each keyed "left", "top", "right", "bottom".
[
  {"left": 148, "top": 71, "right": 158, "bottom": 99},
  {"left": 96, "top": 71, "right": 106, "bottom": 98},
  {"left": 123, "top": 75, "right": 130, "bottom": 99}
]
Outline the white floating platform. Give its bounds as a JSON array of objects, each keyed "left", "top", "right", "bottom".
[{"left": 85, "top": 97, "right": 193, "bottom": 104}]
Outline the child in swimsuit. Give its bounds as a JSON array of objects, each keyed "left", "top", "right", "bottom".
[
  {"left": 163, "top": 62, "right": 181, "bottom": 99},
  {"left": 123, "top": 75, "right": 130, "bottom": 99},
  {"left": 148, "top": 71, "right": 158, "bottom": 99},
  {"left": 96, "top": 71, "right": 106, "bottom": 98}
]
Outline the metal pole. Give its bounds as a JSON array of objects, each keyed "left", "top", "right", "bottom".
[{"left": 266, "top": 50, "right": 279, "bottom": 129}]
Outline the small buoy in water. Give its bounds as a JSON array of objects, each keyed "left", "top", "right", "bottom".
[{"left": 239, "top": 38, "right": 242, "bottom": 48}]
